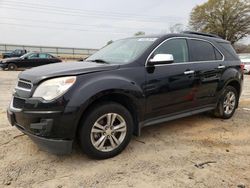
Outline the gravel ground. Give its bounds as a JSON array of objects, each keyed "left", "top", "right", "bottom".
[{"left": 0, "top": 71, "right": 250, "bottom": 188}]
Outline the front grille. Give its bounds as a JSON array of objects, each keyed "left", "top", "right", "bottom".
[
  {"left": 12, "top": 97, "right": 25, "bottom": 109},
  {"left": 17, "top": 79, "right": 32, "bottom": 90}
]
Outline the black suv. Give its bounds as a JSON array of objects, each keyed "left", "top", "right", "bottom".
[{"left": 7, "top": 32, "right": 244, "bottom": 159}]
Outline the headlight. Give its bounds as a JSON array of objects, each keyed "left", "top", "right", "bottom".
[{"left": 33, "top": 76, "right": 76, "bottom": 101}]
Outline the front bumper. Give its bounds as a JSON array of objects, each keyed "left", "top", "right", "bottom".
[
  {"left": 0, "top": 63, "right": 7, "bottom": 69},
  {"left": 7, "top": 105, "right": 74, "bottom": 155}
]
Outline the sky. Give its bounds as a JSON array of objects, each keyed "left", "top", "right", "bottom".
[{"left": 0, "top": 0, "right": 249, "bottom": 49}]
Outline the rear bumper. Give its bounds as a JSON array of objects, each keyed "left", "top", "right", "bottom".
[{"left": 7, "top": 107, "right": 73, "bottom": 155}]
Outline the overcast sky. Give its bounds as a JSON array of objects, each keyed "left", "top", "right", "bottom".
[{"left": 0, "top": 0, "right": 248, "bottom": 49}]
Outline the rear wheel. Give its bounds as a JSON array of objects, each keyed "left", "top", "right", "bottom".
[
  {"left": 78, "top": 102, "right": 133, "bottom": 159},
  {"left": 214, "top": 86, "right": 238, "bottom": 119},
  {"left": 8, "top": 64, "right": 17, "bottom": 71}
]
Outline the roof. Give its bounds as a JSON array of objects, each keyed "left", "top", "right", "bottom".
[{"left": 133, "top": 32, "right": 229, "bottom": 43}]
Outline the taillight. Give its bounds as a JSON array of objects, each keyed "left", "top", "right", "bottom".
[{"left": 240, "top": 63, "right": 245, "bottom": 72}]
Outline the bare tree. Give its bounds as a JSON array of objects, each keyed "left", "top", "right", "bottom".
[
  {"left": 106, "top": 40, "right": 113, "bottom": 45},
  {"left": 189, "top": 0, "right": 250, "bottom": 44},
  {"left": 234, "top": 43, "right": 250, "bottom": 53},
  {"left": 169, "top": 23, "right": 184, "bottom": 33},
  {"left": 134, "top": 31, "right": 145, "bottom": 36}
]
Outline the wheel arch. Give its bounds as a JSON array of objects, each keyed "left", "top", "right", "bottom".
[
  {"left": 226, "top": 80, "right": 241, "bottom": 96},
  {"left": 218, "top": 79, "right": 241, "bottom": 108},
  {"left": 74, "top": 91, "right": 143, "bottom": 139}
]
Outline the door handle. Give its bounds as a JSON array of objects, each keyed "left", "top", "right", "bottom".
[
  {"left": 217, "top": 65, "right": 225, "bottom": 69},
  {"left": 184, "top": 70, "right": 195, "bottom": 75}
]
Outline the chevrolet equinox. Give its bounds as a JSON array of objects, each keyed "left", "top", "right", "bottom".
[{"left": 7, "top": 32, "right": 244, "bottom": 159}]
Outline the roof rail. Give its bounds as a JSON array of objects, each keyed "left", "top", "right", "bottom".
[{"left": 182, "top": 31, "right": 222, "bottom": 39}]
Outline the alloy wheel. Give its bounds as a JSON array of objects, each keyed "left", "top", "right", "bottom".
[
  {"left": 223, "top": 91, "right": 236, "bottom": 115},
  {"left": 90, "top": 113, "right": 127, "bottom": 152}
]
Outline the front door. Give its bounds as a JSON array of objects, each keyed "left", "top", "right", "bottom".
[
  {"left": 21, "top": 53, "right": 39, "bottom": 68},
  {"left": 145, "top": 38, "right": 199, "bottom": 119}
]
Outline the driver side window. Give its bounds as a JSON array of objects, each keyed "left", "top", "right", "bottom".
[
  {"left": 153, "top": 39, "right": 189, "bottom": 63},
  {"left": 28, "top": 53, "right": 38, "bottom": 59}
]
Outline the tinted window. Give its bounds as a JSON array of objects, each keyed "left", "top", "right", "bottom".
[
  {"left": 16, "top": 50, "right": 22, "bottom": 55},
  {"left": 28, "top": 53, "right": 38, "bottom": 59},
  {"left": 153, "top": 39, "right": 189, "bottom": 63},
  {"left": 188, "top": 39, "right": 216, "bottom": 61},
  {"left": 39, "top": 53, "right": 48, "bottom": 58},
  {"left": 214, "top": 48, "right": 223, "bottom": 60},
  {"left": 219, "top": 43, "right": 238, "bottom": 57}
]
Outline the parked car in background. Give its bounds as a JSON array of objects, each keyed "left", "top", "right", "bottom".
[
  {"left": 0, "top": 52, "right": 62, "bottom": 70},
  {"left": 7, "top": 32, "right": 243, "bottom": 159},
  {"left": 239, "top": 54, "right": 250, "bottom": 74},
  {"left": 2, "top": 49, "right": 27, "bottom": 59}
]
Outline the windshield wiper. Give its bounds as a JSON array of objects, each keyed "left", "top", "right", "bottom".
[{"left": 87, "top": 59, "right": 109, "bottom": 64}]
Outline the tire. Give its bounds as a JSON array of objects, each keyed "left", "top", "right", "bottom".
[
  {"left": 78, "top": 102, "right": 133, "bottom": 159},
  {"left": 8, "top": 64, "right": 17, "bottom": 71},
  {"left": 213, "top": 86, "right": 239, "bottom": 119}
]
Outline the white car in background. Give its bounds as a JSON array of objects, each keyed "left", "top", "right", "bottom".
[{"left": 239, "top": 54, "right": 250, "bottom": 74}]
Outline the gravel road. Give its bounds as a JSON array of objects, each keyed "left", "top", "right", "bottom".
[{"left": 0, "top": 71, "right": 250, "bottom": 188}]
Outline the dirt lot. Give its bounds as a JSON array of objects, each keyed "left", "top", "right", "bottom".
[{"left": 0, "top": 71, "right": 250, "bottom": 188}]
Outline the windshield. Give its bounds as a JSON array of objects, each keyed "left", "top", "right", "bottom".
[
  {"left": 86, "top": 37, "right": 158, "bottom": 64},
  {"left": 20, "top": 52, "right": 32, "bottom": 59}
]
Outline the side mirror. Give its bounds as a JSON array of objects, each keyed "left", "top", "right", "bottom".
[{"left": 148, "top": 54, "right": 174, "bottom": 66}]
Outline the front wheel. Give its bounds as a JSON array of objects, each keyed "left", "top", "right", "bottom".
[
  {"left": 78, "top": 102, "right": 133, "bottom": 159},
  {"left": 214, "top": 86, "right": 239, "bottom": 119},
  {"left": 8, "top": 63, "right": 17, "bottom": 71}
]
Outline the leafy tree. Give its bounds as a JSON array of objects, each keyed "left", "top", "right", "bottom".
[
  {"left": 134, "top": 31, "right": 145, "bottom": 36},
  {"left": 189, "top": 0, "right": 250, "bottom": 44}
]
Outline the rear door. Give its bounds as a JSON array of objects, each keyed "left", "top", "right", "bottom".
[
  {"left": 47, "top": 54, "right": 60, "bottom": 64},
  {"left": 187, "top": 38, "right": 224, "bottom": 107},
  {"left": 145, "top": 38, "right": 199, "bottom": 119},
  {"left": 38, "top": 53, "right": 51, "bottom": 66}
]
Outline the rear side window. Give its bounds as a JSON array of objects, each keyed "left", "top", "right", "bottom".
[
  {"left": 214, "top": 48, "right": 223, "bottom": 60},
  {"left": 219, "top": 42, "right": 238, "bottom": 57},
  {"left": 39, "top": 53, "right": 48, "bottom": 58},
  {"left": 153, "top": 39, "right": 189, "bottom": 63},
  {"left": 28, "top": 53, "right": 38, "bottom": 59},
  {"left": 188, "top": 39, "right": 222, "bottom": 62}
]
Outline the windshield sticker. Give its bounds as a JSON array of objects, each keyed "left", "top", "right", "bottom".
[{"left": 138, "top": 38, "right": 158, "bottom": 42}]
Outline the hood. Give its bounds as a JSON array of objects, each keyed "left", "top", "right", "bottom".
[{"left": 19, "top": 61, "right": 120, "bottom": 84}]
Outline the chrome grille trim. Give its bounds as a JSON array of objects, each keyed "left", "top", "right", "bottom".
[{"left": 15, "top": 79, "right": 33, "bottom": 92}]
